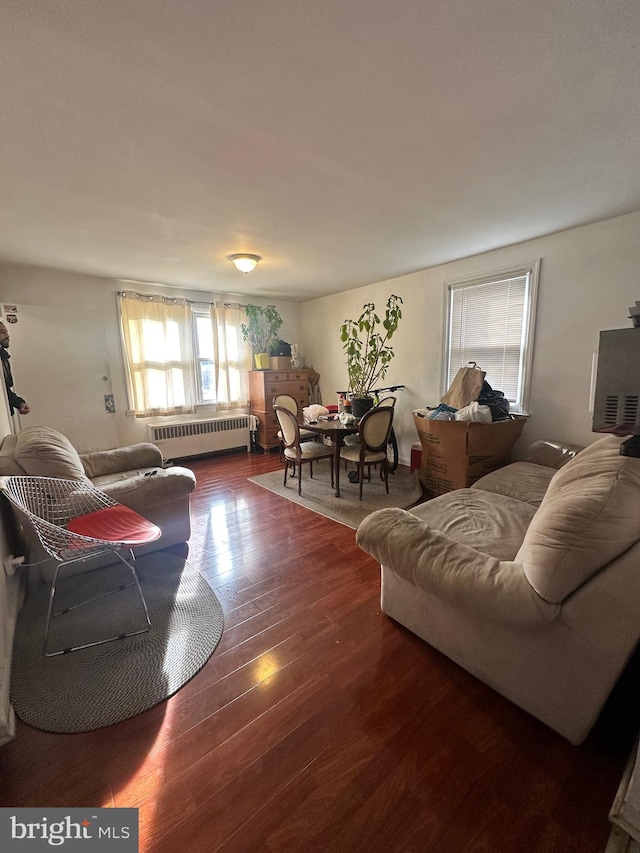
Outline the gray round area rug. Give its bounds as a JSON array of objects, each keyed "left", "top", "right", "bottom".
[{"left": 10, "top": 551, "right": 224, "bottom": 733}]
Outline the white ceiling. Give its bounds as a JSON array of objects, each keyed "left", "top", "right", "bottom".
[{"left": 2, "top": 0, "right": 640, "bottom": 301}]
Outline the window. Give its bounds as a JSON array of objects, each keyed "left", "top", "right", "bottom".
[
  {"left": 119, "top": 293, "right": 251, "bottom": 417},
  {"left": 193, "top": 309, "right": 216, "bottom": 403},
  {"left": 443, "top": 261, "right": 539, "bottom": 412},
  {"left": 191, "top": 303, "right": 249, "bottom": 407}
]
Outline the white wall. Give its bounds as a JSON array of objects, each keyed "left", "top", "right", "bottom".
[
  {"left": 0, "top": 263, "right": 302, "bottom": 451},
  {"left": 301, "top": 210, "right": 640, "bottom": 464},
  {"left": 2, "top": 207, "right": 639, "bottom": 463},
  {"left": 6, "top": 303, "right": 118, "bottom": 451}
]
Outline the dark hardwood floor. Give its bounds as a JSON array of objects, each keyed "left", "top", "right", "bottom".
[{"left": 0, "top": 449, "right": 637, "bottom": 852}]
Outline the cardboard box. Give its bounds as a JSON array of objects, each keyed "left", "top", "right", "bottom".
[
  {"left": 413, "top": 413, "right": 527, "bottom": 496},
  {"left": 269, "top": 357, "right": 292, "bottom": 370}
]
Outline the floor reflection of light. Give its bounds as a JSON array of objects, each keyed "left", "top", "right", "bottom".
[
  {"left": 207, "top": 497, "right": 249, "bottom": 540},
  {"left": 201, "top": 498, "right": 250, "bottom": 576},
  {"left": 208, "top": 502, "right": 231, "bottom": 543},
  {"left": 212, "top": 549, "right": 233, "bottom": 576},
  {"left": 255, "top": 654, "right": 280, "bottom": 683},
  {"left": 112, "top": 701, "right": 179, "bottom": 840}
]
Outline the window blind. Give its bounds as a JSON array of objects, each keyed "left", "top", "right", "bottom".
[{"left": 447, "top": 275, "right": 528, "bottom": 404}]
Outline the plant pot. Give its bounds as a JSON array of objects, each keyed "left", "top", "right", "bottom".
[
  {"left": 254, "top": 352, "right": 270, "bottom": 370},
  {"left": 351, "top": 396, "right": 375, "bottom": 419}
]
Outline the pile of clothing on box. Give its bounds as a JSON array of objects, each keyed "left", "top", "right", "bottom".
[{"left": 426, "top": 362, "right": 510, "bottom": 423}]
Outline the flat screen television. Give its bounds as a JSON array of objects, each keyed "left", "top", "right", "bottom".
[{"left": 592, "top": 327, "right": 640, "bottom": 456}]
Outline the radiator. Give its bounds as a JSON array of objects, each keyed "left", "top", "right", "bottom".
[{"left": 147, "top": 415, "right": 251, "bottom": 459}]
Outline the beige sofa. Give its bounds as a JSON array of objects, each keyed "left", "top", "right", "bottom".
[
  {"left": 0, "top": 426, "right": 196, "bottom": 578},
  {"left": 356, "top": 435, "right": 640, "bottom": 745}
]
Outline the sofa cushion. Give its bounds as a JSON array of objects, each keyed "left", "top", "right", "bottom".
[
  {"left": 92, "top": 465, "right": 196, "bottom": 511},
  {"left": 410, "top": 488, "right": 536, "bottom": 561},
  {"left": 357, "top": 507, "right": 559, "bottom": 628},
  {"left": 472, "top": 461, "right": 556, "bottom": 507},
  {"left": 516, "top": 436, "right": 640, "bottom": 603},
  {"left": 81, "top": 443, "right": 164, "bottom": 478},
  {"left": 13, "top": 426, "right": 90, "bottom": 483}
]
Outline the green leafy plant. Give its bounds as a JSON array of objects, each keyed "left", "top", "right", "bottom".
[
  {"left": 340, "top": 294, "right": 403, "bottom": 397},
  {"left": 241, "top": 304, "right": 283, "bottom": 353}
]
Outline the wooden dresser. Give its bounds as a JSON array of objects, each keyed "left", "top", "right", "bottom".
[{"left": 249, "top": 368, "right": 309, "bottom": 452}]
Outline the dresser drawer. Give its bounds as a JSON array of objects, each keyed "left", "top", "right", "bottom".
[
  {"left": 265, "top": 370, "right": 309, "bottom": 382},
  {"left": 265, "top": 379, "right": 307, "bottom": 399},
  {"left": 287, "top": 370, "right": 308, "bottom": 382},
  {"left": 254, "top": 369, "right": 309, "bottom": 384}
]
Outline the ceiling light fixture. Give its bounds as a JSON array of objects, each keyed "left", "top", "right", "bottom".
[{"left": 228, "top": 253, "right": 261, "bottom": 274}]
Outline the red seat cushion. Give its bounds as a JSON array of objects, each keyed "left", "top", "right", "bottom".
[{"left": 66, "top": 505, "right": 161, "bottom": 545}]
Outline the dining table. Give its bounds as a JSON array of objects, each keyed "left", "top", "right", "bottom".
[{"left": 301, "top": 417, "right": 359, "bottom": 497}]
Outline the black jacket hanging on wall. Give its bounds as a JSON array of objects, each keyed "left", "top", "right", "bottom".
[{"left": 0, "top": 349, "right": 25, "bottom": 414}]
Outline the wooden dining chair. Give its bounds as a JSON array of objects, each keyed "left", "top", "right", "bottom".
[
  {"left": 273, "top": 393, "right": 318, "bottom": 460},
  {"left": 339, "top": 406, "right": 395, "bottom": 499},
  {"left": 343, "top": 395, "right": 396, "bottom": 458},
  {"left": 274, "top": 405, "right": 334, "bottom": 496}
]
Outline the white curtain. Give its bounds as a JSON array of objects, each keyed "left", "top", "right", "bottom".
[
  {"left": 119, "top": 293, "right": 197, "bottom": 417},
  {"left": 210, "top": 302, "right": 251, "bottom": 408}
]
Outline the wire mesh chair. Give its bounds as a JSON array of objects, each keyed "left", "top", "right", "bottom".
[{"left": 0, "top": 476, "right": 161, "bottom": 657}]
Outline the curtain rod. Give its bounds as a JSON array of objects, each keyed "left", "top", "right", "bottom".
[{"left": 117, "top": 290, "right": 247, "bottom": 308}]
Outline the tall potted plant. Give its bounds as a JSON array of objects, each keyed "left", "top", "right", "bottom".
[
  {"left": 241, "top": 304, "right": 283, "bottom": 369},
  {"left": 340, "top": 294, "right": 403, "bottom": 418}
]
